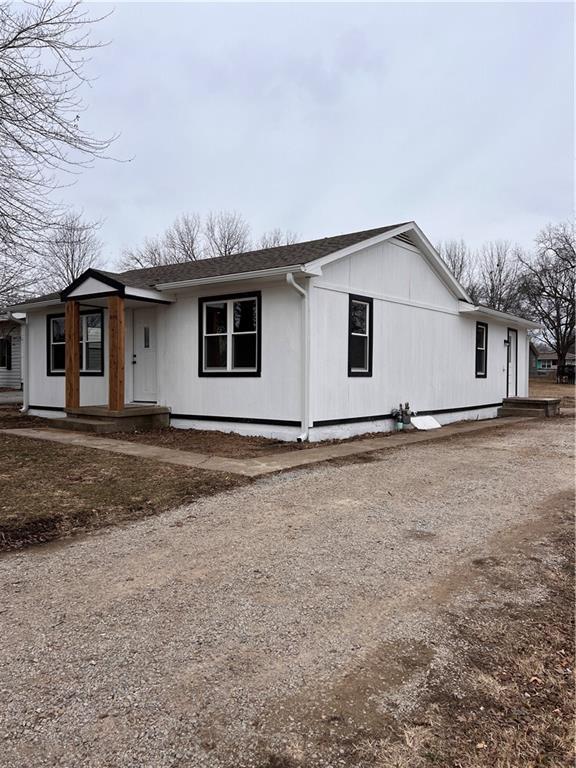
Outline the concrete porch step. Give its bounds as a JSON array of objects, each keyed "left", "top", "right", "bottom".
[
  {"left": 499, "top": 406, "right": 546, "bottom": 418},
  {"left": 502, "top": 397, "right": 561, "bottom": 417},
  {"left": 48, "top": 417, "right": 123, "bottom": 434}
]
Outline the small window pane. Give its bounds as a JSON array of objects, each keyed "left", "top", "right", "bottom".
[
  {"left": 350, "top": 335, "right": 367, "bottom": 370},
  {"left": 205, "top": 336, "right": 227, "bottom": 368},
  {"left": 84, "top": 314, "right": 102, "bottom": 342},
  {"left": 476, "top": 325, "right": 485, "bottom": 350},
  {"left": 52, "top": 318, "right": 65, "bottom": 343},
  {"left": 52, "top": 344, "right": 65, "bottom": 371},
  {"left": 144, "top": 327, "right": 150, "bottom": 348},
  {"left": 233, "top": 334, "right": 256, "bottom": 369},
  {"left": 476, "top": 348, "right": 485, "bottom": 375},
  {"left": 205, "top": 303, "right": 227, "bottom": 334},
  {"left": 0, "top": 339, "right": 7, "bottom": 368},
  {"left": 233, "top": 300, "right": 256, "bottom": 332},
  {"left": 350, "top": 301, "right": 367, "bottom": 335},
  {"left": 85, "top": 343, "right": 102, "bottom": 371}
]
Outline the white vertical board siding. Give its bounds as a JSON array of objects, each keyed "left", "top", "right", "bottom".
[
  {"left": 27, "top": 308, "right": 108, "bottom": 409},
  {"left": 156, "top": 279, "right": 302, "bottom": 422},
  {"left": 0, "top": 330, "right": 22, "bottom": 388},
  {"left": 311, "top": 238, "right": 524, "bottom": 423}
]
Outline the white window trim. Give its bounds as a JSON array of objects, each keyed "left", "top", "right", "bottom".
[{"left": 202, "top": 297, "right": 258, "bottom": 373}]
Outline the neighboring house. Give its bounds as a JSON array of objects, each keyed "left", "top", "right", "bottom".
[
  {"left": 10, "top": 221, "right": 538, "bottom": 441},
  {"left": 534, "top": 350, "right": 576, "bottom": 374},
  {"left": 0, "top": 313, "right": 23, "bottom": 390}
]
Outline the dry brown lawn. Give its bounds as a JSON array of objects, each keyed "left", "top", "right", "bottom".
[
  {"left": 0, "top": 410, "right": 249, "bottom": 550},
  {"left": 529, "top": 378, "right": 575, "bottom": 406}
]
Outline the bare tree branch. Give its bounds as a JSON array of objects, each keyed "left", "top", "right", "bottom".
[
  {"left": 0, "top": 0, "right": 115, "bottom": 255},
  {"left": 38, "top": 211, "right": 102, "bottom": 291},
  {"left": 203, "top": 210, "right": 251, "bottom": 258},
  {"left": 259, "top": 228, "right": 299, "bottom": 249},
  {"left": 519, "top": 222, "right": 575, "bottom": 374}
]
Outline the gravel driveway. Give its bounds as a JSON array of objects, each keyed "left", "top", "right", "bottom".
[{"left": 0, "top": 416, "right": 573, "bottom": 767}]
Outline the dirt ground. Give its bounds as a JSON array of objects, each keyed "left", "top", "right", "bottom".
[
  {"left": 0, "top": 415, "right": 573, "bottom": 767},
  {"left": 0, "top": 407, "right": 249, "bottom": 549},
  {"left": 529, "top": 379, "right": 575, "bottom": 407}
]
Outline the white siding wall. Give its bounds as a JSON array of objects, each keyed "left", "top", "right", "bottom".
[
  {"left": 156, "top": 279, "right": 303, "bottom": 423},
  {"left": 27, "top": 308, "right": 110, "bottom": 409},
  {"left": 310, "top": 238, "right": 528, "bottom": 424},
  {"left": 0, "top": 329, "right": 22, "bottom": 389}
]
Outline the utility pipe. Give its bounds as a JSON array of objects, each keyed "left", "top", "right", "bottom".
[{"left": 286, "top": 272, "right": 310, "bottom": 442}]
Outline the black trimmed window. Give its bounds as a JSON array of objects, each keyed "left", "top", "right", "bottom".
[
  {"left": 198, "top": 292, "right": 261, "bottom": 377},
  {"left": 348, "top": 294, "right": 373, "bottom": 376},
  {"left": 475, "top": 321, "right": 488, "bottom": 378},
  {"left": 47, "top": 310, "right": 104, "bottom": 376},
  {"left": 0, "top": 337, "right": 10, "bottom": 370}
]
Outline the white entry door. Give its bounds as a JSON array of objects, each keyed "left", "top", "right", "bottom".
[
  {"left": 507, "top": 328, "right": 518, "bottom": 397},
  {"left": 133, "top": 309, "right": 157, "bottom": 402}
]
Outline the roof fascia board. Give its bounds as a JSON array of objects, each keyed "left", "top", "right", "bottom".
[
  {"left": 303, "top": 222, "right": 471, "bottom": 302},
  {"left": 458, "top": 300, "right": 539, "bottom": 328},
  {"left": 125, "top": 286, "right": 174, "bottom": 303},
  {"left": 8, "top": 299, "right": 62, "bottom": 312},
  {"left": 60, "top": 268, "right": 125, "bottom": 300},
  {"left": 154, "top": 264, "right": 319, "bottom": 291}
]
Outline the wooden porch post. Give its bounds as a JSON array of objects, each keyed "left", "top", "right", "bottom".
[
  {"left": 65, "top": 300, "right": 80, "bottom": 410},
  {"left": 108, "top": 294, "right": 125, "bottom": 411}
]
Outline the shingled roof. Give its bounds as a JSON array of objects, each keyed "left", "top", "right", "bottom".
[
  {"left": 14, "top": 223, "right": 410, "bottom": 306},
  {"left": 104, "top": 223, "right": 408, "bottom": 288}
]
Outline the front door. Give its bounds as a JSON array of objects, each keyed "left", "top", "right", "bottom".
[
  {"left": 133, "top": 309, "right": 157, "bottom": 402},
  {"left": 507, "top": 328, "right": 518, "bottom": 397}
]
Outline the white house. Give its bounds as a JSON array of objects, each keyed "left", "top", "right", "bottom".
[
  {"left": 0, "top": 313, "right": 23, "bottom": 390},
  {"left": 11, "top": 222, "right": 537, "bottom": 440}
]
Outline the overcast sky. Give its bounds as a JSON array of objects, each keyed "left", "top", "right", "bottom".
[{"left": 62, "top": 2, "right": 574, "bottom": 268}]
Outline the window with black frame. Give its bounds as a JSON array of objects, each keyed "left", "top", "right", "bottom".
[
  {"left": 348, "top": 294, "right": 373, "bottom": 376},
  {"left": 475, "top": 322, "right": 488, "bottom": 378},
  {"left": 47, "top": 311, "right": 103, "bottom": 375},
  {"left": 199, "top": 292, "right": 261, "bottom": 376}
]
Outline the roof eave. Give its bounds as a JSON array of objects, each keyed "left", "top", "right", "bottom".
[
  {"left": 458, "top": 301, "right": 539, "bottom": 328},
  {"left": 154, "top": 264, "right": 321, "bottom": 291}
]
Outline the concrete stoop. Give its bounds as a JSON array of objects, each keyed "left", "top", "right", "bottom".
[
  {"left": 48, "top": 405, "right": 170, "bottom": 434},
  {"left": 498, "top": 397, "right": 561, "bottom": 419}
]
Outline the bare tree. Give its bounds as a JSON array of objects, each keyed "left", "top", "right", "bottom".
[
  {"left": 259, "top": 228, "right": 299, "bottom": 249},
  {"left": 520, "top": 222, "right": 575, "bottom": 375},
  {"left": 0, "top": 1, "right": 113, "bottom": 256},
  {"left": 120, "top": 213, "right": 203, "bottom": 269},
  {"left": 0, "top": 247, "right": 38, "bottom": 306},
  {"left": 164, "top": 213, "right": 202, "bottom": 262},
  {"left": 40, "top": 212, "right": 102, "bottom": 292},
  {"left": 203, "top": 211, "right": 251, "bottom": 258},
  {"left": 436, "top": 239, "right": 479, "bottom": 299},
  {"left": 475, "top": 240, "right": 525, "bottom": 315}
]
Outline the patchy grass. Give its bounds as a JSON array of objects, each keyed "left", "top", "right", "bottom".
[
  {"left": 0, "top": 431, "right": 249, "bottom": 551},
  {"left": 257, "top": 496, "right": 575, "bottom": 768},
  {"left": 529, "top": 379, "right": 575, "bottom": 407},
  {"left": 371, "top": 502, "right": 574, "bottom": 768}
]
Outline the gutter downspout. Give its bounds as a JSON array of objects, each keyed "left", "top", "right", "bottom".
[
  {"left": 286, "top": 273, "right": 310, "bottom": 442},
  {"left": 8, "top": 312, "right": 28, "bottom": 412}
]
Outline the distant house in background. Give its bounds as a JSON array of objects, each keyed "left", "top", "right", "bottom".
[
  {"left": 0, "top": 313, "right": 23, "bottom": 390},
  {"left": 532, "top": 345, "right": 576, "bottom": 383}
]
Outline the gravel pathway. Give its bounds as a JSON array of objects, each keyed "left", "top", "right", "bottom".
[{"left": 0, "top": 417, "right": 572, "bottom": 767}]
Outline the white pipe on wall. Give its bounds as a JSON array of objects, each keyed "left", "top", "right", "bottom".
[{"left": 286, "top": 272, "right": 310, "bottom": 442}]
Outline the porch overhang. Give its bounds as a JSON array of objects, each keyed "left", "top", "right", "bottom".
[{"left": 60, "top": 268, "right": 174, "bottom": 305}]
